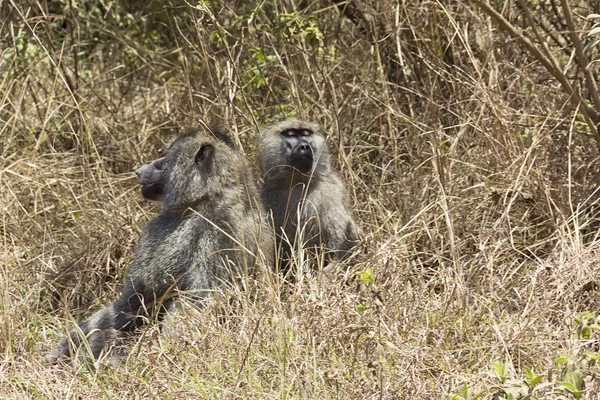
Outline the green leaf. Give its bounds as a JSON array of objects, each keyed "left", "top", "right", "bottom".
[
  {"left": 559, "top": 381, "right": 575, "bottom": 391},
  {"left": 581, "top": 325, "right": 591, "bottom": 339},
  {"left": 560, "top": 369, "right": 585, "bottom": 398},
  {"left": 356, "top": 268, "right": 374, "bottom": 284},
  {"left": 524, "top": 367, "right": 543, "bottom": 387},
  {"left": 492, "top": 361, "right": 507, "bottom": 381}
]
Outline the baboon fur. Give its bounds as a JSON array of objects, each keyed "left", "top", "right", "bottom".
[
  {"left": 48, "top": 129, "right": 271, "bottom": 364},
  {"left": 257, "top": 119, "right": 362, "bottom": 265}
]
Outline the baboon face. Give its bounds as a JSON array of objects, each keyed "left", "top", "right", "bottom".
[
  {"left": 160, "top": 130, "right": 236, "bottom": 210},
  {"left": 280, "top": 128, "right": 317, "bottom": 174},
  {"left": 259, "top": 119, "right": 330, "bottom": 178}
]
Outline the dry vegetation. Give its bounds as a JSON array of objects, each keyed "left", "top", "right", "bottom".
[{"left": 2, "top": 0, "right": 600, "bottom": 398}]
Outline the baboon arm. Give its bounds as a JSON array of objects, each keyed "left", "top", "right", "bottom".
[
  {"left": 319, "top": 198, "right": 362, "bottom": 261},
  {"left": 326, "top": 219, "right": 362, "bottom": 261}
]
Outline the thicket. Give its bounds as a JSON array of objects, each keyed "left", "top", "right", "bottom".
[{"left": 2, "top": 0, "right": 600, "bottom": 398}]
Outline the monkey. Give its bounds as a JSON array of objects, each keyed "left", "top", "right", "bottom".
[
  {"left": 256, "top": 119, "right": 362, "bottom": 269},
  {"left": 48, "top": 129, "right": 271, "bottom": 364}
]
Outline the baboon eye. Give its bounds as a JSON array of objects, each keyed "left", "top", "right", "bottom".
[
  {"left": 195, "top": 144, "right": 213, "bottom": 164},
  {"left": 300, "top": 130, "right": 312, "bottom": 136},
  {"left": 281, "top": 130, "right": 297, "bottom": 137}
]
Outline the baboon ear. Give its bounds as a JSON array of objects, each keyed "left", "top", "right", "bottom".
[{"left": 195, "top": 143, "right": 214, "bottom": 165}]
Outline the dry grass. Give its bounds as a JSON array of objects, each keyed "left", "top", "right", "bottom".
[{"left": 2, "top": 1, "right": 600, "bottom": 398}]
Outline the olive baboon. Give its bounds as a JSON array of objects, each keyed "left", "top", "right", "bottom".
[
  {"left": 48, "top": 129, "right": 271, "bottom": 364},
  {"left": 257, "top": 119, "right": 362, "bottom": 265}
]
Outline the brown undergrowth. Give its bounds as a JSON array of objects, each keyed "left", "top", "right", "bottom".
[{"left": 2, "top": 1, "right": 600, "bottom": 398}]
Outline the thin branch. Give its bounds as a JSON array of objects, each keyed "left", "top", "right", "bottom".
[
  {"left": 517, "top": 0, "right": 561, "bottom": 72},
  {"left": 560, "top": 0, "right": 600, "bottom": 116},
  {"left": 539, "top": 21, "right": 569, "bottom": 57},
  {"left": 471, "top": 0, "right": 600, "bottom": 125},
  {"left": 548, "top": 0, "right": 567, "bottom": 31}
]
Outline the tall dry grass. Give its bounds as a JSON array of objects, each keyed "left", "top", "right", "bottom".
[{"left": 2, "top": 0, "right": 600, "bottom": 398}]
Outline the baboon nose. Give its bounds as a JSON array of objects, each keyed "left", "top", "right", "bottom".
[
  {"left": 135, "top": 165, "right": 148, "bottom": 178},
  {"left": 298, "top": 144, "right": 311, "bottom": 157}
]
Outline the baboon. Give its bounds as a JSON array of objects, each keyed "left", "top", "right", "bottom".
[
  {"left": 48, "top": 129, "right": 271, "bottom": 364},
  {"left": 257, "top": 119, "right": 362, "bottom": 266}
]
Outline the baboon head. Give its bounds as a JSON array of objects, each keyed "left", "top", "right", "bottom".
[
  {"left": 258, "top": 119, "right": 331, "bottom": 181},
  {"left": 141, "top": 129, "right": 238, "bottom": 211}
]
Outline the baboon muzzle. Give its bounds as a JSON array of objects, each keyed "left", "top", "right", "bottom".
[
  {"left": 136, "top": 157, "right": 166, "bottom": 201},
  {"left": 290, "top": 143, "right": 314, "bottom": 173},
  {"left": 135, "top": 164, "right": 149, "bottom": 179}
]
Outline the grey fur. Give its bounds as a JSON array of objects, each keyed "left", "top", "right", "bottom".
[
  {"left": 257, "top": 119, "right": 362, "bottom": 264},
  {"left": 48, "top": 129, "right": 271, "bottom": 364}
]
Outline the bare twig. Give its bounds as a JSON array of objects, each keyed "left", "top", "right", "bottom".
[
  {"left": 560, "top": 0, "right": 600, "bottom": 117},
  {"left": 471, "top": 0, "right": 600, "bottom": 140},
  {"left": 516, "top": 0, "right": 561, "bottom": 72}
]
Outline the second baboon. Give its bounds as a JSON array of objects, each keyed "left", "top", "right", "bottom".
[
  {"left": 257, "top": 119, "right": 362, "bottom": 266},
  {"left": 48, "top": 129, "right": 271, "bottom": 364}
]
